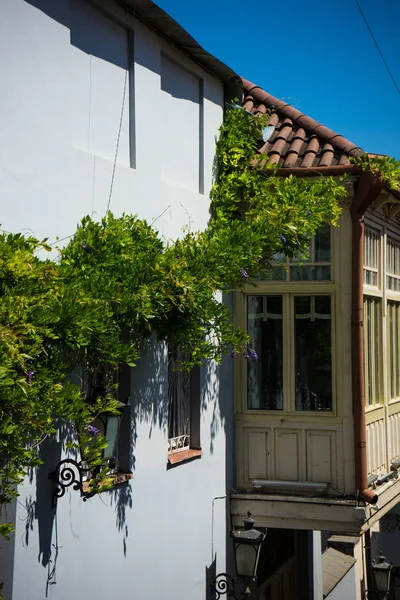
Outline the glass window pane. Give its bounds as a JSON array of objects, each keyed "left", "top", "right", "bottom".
[
  {"left": 396, "top": 306, "right": 400, "bottom": 398},
  {"left": 374, "top": 300, "right": 380, "bottom": 402},
  {"left": 103, "top": 416, "right": 120, "bottom": 459},
  {"left": 389, "top": 303, "right": 394, "bottom": 399},
  {"left": 364, "top": 297, "right": 381, "bottom": 406},
  {"left": 388, "top": 301, "right": 400, "bottom": 400},
  {"left": 290, "top": 266, "right": 330, "bottom": 281},
  {"left": 290, "top": 266, "right": 313, "bottom": 281},
  {"left": 267, "top": 266, "right": 286, "bottom": 281},
  {"left": 315, "top": 224, "right": 331, "bottom": 262},
  {"left": 247, "top": 295, "right": 283, "bottom": 410},
  {"left": 295, "top": 296, "right": 332, "bottom": 411},
  {"left": 366, "top": 299, "right": 373, "bottom": 405}
]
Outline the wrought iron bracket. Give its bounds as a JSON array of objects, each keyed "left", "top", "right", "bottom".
[
  {"left": 211, "top": 574, "right": 253, "bottom": 600},
  {"left": 49, "top": 458, "right": 91, "bottom": 504}
]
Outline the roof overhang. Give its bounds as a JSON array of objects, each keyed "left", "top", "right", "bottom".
[{"left": 116, "top": 0, "right": 242, "bottom": 99}]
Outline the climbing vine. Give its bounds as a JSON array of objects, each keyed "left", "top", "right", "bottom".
[{"left": 1, "top": 106, "right": 399, "bottom": 558}]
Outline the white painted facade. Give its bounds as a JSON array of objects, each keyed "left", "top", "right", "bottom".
[{"left": 0, "top": 1, "right": 235, "bottom": 599}]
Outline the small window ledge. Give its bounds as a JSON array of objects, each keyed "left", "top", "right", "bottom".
[
  {"left": 82, "top": 472, "right": 133, "bottom": 495},
  {"left": 168, "top": 448, "right": 202, "bottom": 466}
]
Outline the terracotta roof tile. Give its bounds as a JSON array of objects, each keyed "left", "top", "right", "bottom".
[
  {"left": 283, "top": 129, "right": 307, "bottom": 168},
  {"left": 242, "top": 78, "right": 365, "bottom": 169}
]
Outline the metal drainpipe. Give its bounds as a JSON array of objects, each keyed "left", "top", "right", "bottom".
[
  {"left": 364, "top": 528, "right": 374, "bottom": 594},
  {"left": 351, "top": 171, "right": 384, "bottom": 505}
]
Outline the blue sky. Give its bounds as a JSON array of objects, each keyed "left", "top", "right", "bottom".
[{"left": 156, "top": 0, "right": 400, "bottom": 159}]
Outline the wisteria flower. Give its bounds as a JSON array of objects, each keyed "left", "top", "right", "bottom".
[
  {"left": 250, "top": 349, "right": 258, "bottom": 361},
  {"left": 307, "top": 210, "right": 312, "bottom": 216},
  {"left": 230, "top": 350, "right": 236, "bottom": 358},
  {"left": 279, "top": 234, "right": 287, "bottom": 244},
  {"left": 87, "top": 425, "right": 100, "bottom": 436},
  {"left": 81, "top": 241, "right": 90, "bottom": 252},
  {"left": 26, "top": 371, "right": 34, "bottom": 383},
  {"left": 241, "top": 269, "right": 249, "bottom": 282},
  {"left": 242, "top": 352, "right": 249, "bottom": 359}
]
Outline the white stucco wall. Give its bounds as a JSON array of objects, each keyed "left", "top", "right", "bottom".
[
  {"left": 327, "top": 567, "right": 357, "bottom": 600},
  {"left": 0, "top": 1, "right": 232, "bottom": 599}
]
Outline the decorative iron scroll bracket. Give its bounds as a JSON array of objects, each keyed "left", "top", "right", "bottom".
[
  {"left": 49, "top": 458, "right": 87, "bottom": 505},
  {"left": 211, "top": 574, "right": 252, "bottom": 600}
]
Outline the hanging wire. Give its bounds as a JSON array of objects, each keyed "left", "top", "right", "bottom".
[
  {"left": 105, "top": 63, "right": 129, "bottom": 216},
  {"left": 355, "top": 0, "right": 400, "bottom": 96}
]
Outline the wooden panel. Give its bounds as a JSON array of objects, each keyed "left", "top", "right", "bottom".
[
  {"left": 246, "top": 430, "right": 269, "bottom": 481},
  {"left": 306, "top": 431, "right": 336, "bottom": 485},
  {"left": 258, "top": 557, "right": 296, "bottom": 600},
  {"left": 366, "top": 418, "right": 386, "bottom": 474},
  {"left": 389, "top": 411, "right": 400, "bottom": 462},
  {"left": 238, "top": 420, "right": 345, "bottom": 493},
  {"left": 275, "top": 430, "right": 300, "bottom": 481}
]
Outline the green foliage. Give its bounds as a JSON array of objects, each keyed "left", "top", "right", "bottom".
[
  {"left": 209, "top": 107, "right": 344, "bottom": 281},
  {"left": 351, "top": 155, "right": 400, "bottom": 191},
  {"left": 0, "top": 107, "right": 347, "bottom": 554}
]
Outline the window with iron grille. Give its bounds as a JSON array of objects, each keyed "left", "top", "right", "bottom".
[{"left": 168, "top": 348, "right": 200, "bottom": 455}]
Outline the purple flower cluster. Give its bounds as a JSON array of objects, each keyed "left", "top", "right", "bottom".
[
  {"left": 242, "top": 349, "right": 258, "bottom": 362},
  {"left": 87, "top": 425, "right": 100, "bottom": 437},
  {"left": 241, "top": 269, "right": 249, "bottom": 282},
  {"left": 279, "top": 234, "right": 287, "bottom": 244},
  {"left": 25, "top": 371, "right": 34, "bottom": 383},
  {"left": 81, "top": 241, "right": 90, "bottom": 252},
  {"left": 231, "top": 348, "right": 258, "bottom": 361},
  {"left": 249, "top": 349, "right": 258, "bottom": 361}
]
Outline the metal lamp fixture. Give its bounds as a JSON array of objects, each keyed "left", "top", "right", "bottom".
[
  {"left": 371, "top": 552, "right": 392, "bottom": 598},
  {"left": 232, "top": 512, "right": 266, "bottom": 580},
  {"left": 211, "top": 512, "right": 266, "bottom": 599}
]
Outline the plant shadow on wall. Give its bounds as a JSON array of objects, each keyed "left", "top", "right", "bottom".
[{"left": 35, "top": 437, "right": 62, "bottom": 567}]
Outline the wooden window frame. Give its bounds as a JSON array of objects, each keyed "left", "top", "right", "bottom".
[
  {"left": 364, "top": 226, "right": 380, "bottom": 288},
  {"left": 386, "top": 237, "right": 400, "bottom": 292},
  {"left": 242, "top": 290, "right": 336, "bottom": 416},
  {"left": 364, "top": 296, "right": 382, "bottom": 408},
  {"left": 387, "top": 301, "right": 400, "bottom": 402}
]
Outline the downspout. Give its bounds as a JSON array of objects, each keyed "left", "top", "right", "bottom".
[{"left": 351, "top": 171, "right": 384, "bottom": 505}]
